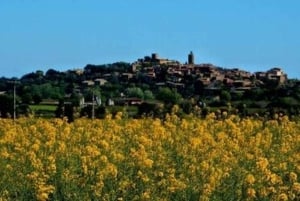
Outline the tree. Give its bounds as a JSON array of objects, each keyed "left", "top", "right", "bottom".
[
  {"left": 19, "top": 85, "right": 33, "bottom": 104},
  {"left": 70, "top": 92, "right": 82, "bottom": 107},
  {"left": 180, "top": 99, "right": 194, "bottom": 114},
  {"left": 243, "top": 88, "right": 266, "bottom": 101},
  {"left": 220, "top": 90, "right": 231, "bottom": 103},
  {"left": 55, "top": 99, "right": 64, "bottom": 118},
  {"left": 32, "top": 94, "right": 42, "bottom": 105},
  {"left": 194, "top": 80, "right": 205, "bottom": 95},
  {"left": 84, "top": 87, "right": 101, "bottom": 103},
  {"left": 17, "top": 104, "right": 32, "bottom": 117},
  {"left": 138, "top": 102, "right": 164, "bottom": 118},
  {"left": 21, "top": 93, "right": 33, "bottom": 104},
  {"left": 21, "top": 71, "right": 44, "bottom": 83},
  {"left": 237, "top": 102, "right": 248, "bottom": 117},
  {"left": 144, "top": 90, "right": 154, "bottom": 100},
  {"left": 156, "top": 87, "right": 182, "bottom": 105},
  {"left": 80, "top": 105, "right": 106, "bottom": 119},
  {"left": 29, "top": 83, "right": 63, "bottom": 100},
  {"left": 64, "top": 103, "right": 74, "bottom": 122},
  {"left": 45, "top": 69, "right": 64, "bottom": 81},
  {"left": 0, "top": 95, "right": 13, "bottom": 118},
  {"left": 126, "top": 87, "right": 144, "bottom": 99}
]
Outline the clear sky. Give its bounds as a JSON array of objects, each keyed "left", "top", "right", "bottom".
[{"left": 0, "top": 0, "right": 300, "bottom": 79}]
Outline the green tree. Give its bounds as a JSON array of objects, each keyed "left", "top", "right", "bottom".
[
  {"left": 40, "top": 83, "right": 63, "bottom": 99},
  {"left": 84, "top": 87, "right": 101, "bottom": 103},
  {"left": 0, "top": 95, "right": 14, "bottom": 118},
  {"left": 180, "top": 99, "right": 194, "bottom": 114},
  {"left": 126, "top": 87, "right": 144, "bottom": 99},
  {"left": 156, "top": 87, "right": 182, "bottom": 105},
  {"left": 32, "top": 93, "right": 42, "bottom": 105},
  {"left": 220, "top": 90, "right": 231, "bottom": 103},
  {"left": 31, "top": 85, "right": 42, "bottom": 102},
  {"left": 70, "top": 92, "right": 81, "bottom": 107},
  {"left": 55, "top": 99, "right": 64, "bottom": 118},
  {"left": 21, "top": 93, "right": 33, "bottom": 104},
  {"left": 144, "top": 90, "right": 154, "bottom": 100}
]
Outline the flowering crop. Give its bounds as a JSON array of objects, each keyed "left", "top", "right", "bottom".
[{"left": 0, "top": 112, "right": 299, "bottom": 200}]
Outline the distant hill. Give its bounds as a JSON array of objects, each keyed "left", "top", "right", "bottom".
[{"left": 0, "top": 53, "right": 299, "bottom": 119}]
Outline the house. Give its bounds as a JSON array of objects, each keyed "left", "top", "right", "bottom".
[
  {"left": 68, "top": 69, "right": 84, "bottom": 75},
  {"left": 255, "top": 68, "right": 287, "bottom": 84},
  {"left": 267, "top": 68, "right": 284, "bottom": 76},
  {"left": 232, "top": 80, "right": 252, "bottom": 88},
  {"left": 94, "top": 78, "right": 108, "bottom": 86},
  {"left": 107, "top": 98, "right": 115, "bottom": 106},
  {"left": 138, "top": 53, "right": 179, "bottom": 66},
  {"left": 82, "top": 80, "right": 95, "bottom": 86},
  {"left": 228, "top": 68, "right": 251, "bottom": 79},
  {"left": 255, "top": 72, "right": 267, "bottom": 80},
  {"left": 266, "top": 68, "right": 287, "bottom": 84},
  {"left": 194, "top": 64, "right": 221, "bottom": 79},
  {"left": 121, "top": 73, "right": 134, "bottom": 82}
]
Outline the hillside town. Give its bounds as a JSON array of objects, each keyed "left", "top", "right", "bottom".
[
  {"left": 80, "top": 52, "right": 288, "bottom": 102},
  {"left": 0, "top": 52, "right": 299, "bottom": 120}
]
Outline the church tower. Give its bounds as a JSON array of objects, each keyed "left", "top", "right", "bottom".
[{"left": 188, "top": 51, "right": 194, "bottom": 65}]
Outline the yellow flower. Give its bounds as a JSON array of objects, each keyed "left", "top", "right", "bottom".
[
  {"left": 106, "top": 163, "right": 118, "bottom": 178},
  {"left": 292, "top": 182, "right": 300, "bottom": 193},
  {"left": 267, "top": 186, "right": 276, "bottom": 194},
  {"left": 36, "top": 192, "right": 49, "bottom": 201},
  {"left": 289, "top": 172, "right": 298, "bottom": 182},
  {"left": 36, "top": 185, "right": 55, "bottom": 201},
  {"left": 190, "top": 137, "right": 202, "bottom": 149},
  {"left": 167, "top": 186, "right": 176, "bottom": 193},
  {"left": 137, "top": 170, "right": 150, "bottom": 182},
  {"left": 279, "top": 162, "right": 287, "bottom": 171},
  {"left": 115, "top": 111, "right": 123, "bottom": 120},
  {"left": 100, "top": 155, "right": 108, "bottom": 163},
  {"left": 1, "top": 149, "right": 10, "bottom": 159},
  {"left": 278, "top": 193, "right": 288, "bottom": 201},
  {"left": 259, "top": 187, "right": 269, "bottom": 197},
  {"left": 142, "top": 190, "right": 151, "bottom": 199},
  {"left": 143, "top": 158, "right": 153, "bottom": 168},
  {"left": 247, "top": 188, "right": 256, "bottom": 198},
  {"left": 202, "top": 183, "right": 213, "bottom": 195},
  {"left": 256, "top": 157, "right": 269, "bottom": 171},
  {"left": 268, "top": 173, "right": 282, "bottom": 185},
  {"left": 31, "top": 142, "right": 40, "bottom": 152},
  {"left": 200, "top": 161, "right": 210, "bottom": 171},
  {"left": 157, "top": 171, "right": 164, "bottom": 177},
  {"left": 245, "top": 174, "right": 255, "bottom": 185}
]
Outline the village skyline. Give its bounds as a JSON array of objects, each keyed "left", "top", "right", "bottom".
[{"left": 0, "top": 51, "right": 294, "bottom": 81}]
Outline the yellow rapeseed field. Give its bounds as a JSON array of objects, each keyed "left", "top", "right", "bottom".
[{"left": 0, "top": 110, "right": 299, "bottom": 200}]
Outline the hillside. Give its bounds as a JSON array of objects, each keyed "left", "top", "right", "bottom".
[{"left": 0, "top": 53, "right": 300, "bottom": 120}]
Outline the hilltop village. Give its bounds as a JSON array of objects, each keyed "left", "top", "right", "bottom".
[
  {"left": 0, "top": 52, "right": 299, "bottom": 120},
  {"left": 129, "top": 52, "right": 286, "bottom": 89},
  {"left": 84, "top": 52, "right": 287, "bottom": 92}
]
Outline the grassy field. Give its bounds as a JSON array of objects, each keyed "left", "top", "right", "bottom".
[{"left": 29, "top": 104, "right": 57, "bottom": 118}]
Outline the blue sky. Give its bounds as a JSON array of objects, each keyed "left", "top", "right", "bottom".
[{"left": 0, "top": 0, "right": 300, "bottom": 78}]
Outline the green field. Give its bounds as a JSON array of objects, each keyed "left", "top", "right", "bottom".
[{"left": 29, "top": 104, "right": 57, "bottom": 118}]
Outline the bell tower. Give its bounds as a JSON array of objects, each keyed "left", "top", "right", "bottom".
[{"left": 188, "top": 51, "right": 194, "bottom": 65}]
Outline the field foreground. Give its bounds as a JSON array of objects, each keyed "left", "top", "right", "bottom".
[{"left": 0, "top": 112, "right": 300, "bottom": 201}]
